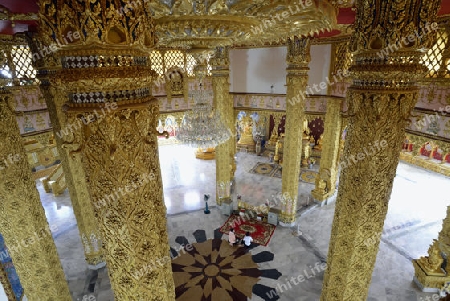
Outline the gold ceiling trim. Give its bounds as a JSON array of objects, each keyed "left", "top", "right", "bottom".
[
  {"left": 0, "top": 5, "right": 39, "bottom": 22},
  {"left": 150, "top": 0, "right": 338, "bottom": 49}
]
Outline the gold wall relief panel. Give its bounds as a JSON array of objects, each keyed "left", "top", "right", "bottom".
[
  {"left": 64, "top": 99, "right": 175, "bottom": 300},
  {"left": 0, "top": 92, "right": 71, "bottom": 301}
]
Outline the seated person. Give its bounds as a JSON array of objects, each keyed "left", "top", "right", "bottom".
[
  {"left": 241, "top": 232, "right": 253, "bottom": 249},
  {"left": 228, "top": 228, "right": 238, "bottom": 246}
]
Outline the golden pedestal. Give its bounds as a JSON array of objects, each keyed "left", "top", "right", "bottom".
[
  {"left": 237, "top": 135, "right": 256, "bottom": 152},
  {"left": 413, "top": 259, "right": 449, "bottom": 292},
  {"left": 195, "top": 147, "right": 215, "bottom": 160}
]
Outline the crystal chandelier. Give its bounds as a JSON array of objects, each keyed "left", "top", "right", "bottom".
[{"left": 177, "top": 82, "right": 230, "bottom": 148}]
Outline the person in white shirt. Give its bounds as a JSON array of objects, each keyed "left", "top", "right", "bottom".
[{"left": 242, "top": 232, "right": 253, "bottom": 250}]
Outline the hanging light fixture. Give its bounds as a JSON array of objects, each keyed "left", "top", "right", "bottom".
[{"left": 176, "top": 81, "right": 231, "bottom": 148}]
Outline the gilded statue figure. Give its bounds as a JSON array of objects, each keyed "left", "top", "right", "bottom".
[
  {"left": 314, "top": 134, "right": 324, "bottom": 150},
  {"left": 418, "top": 239, "right": 445, "bottom": 275}
]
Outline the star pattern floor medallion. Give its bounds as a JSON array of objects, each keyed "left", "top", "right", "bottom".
[{"left": 171, "top": 233, "right": 281, "bottom": 301}]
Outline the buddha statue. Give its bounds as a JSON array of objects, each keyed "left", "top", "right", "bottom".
[
  {"left": 314, "top": 134, "right": 324, "bottom": 150},
  {"left": 237, "top": 116, "right": 256, "bottom": 151}
]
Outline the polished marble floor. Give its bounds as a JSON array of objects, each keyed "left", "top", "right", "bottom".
[{"left": 33, "top": 144, "right": 449, "bottom": 300}]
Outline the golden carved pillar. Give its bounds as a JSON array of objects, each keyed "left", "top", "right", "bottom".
[
  {"left": 42, "top": 83, "right": 105, "bottom": 269},
  {"left": 22, "top": 37, "right": 105, "bottom": 268},
  {"left": 211, "top": 46, "right": 234, "bottom": 205},
  {"left": 320, "top": 1, "right": 441, "bottom": 300},
  {"left": 311, "top": 98, "right": 343, "bottom": 203},
  {"left": 0, "top": 263, "right": 15, "bottom": 301},
  {"left": 37, "top": 1, "right": 175, "bottom": 299},
  {"left": 280, "top": 37, "right": 311, "bottom": 226},
  {"left": 0, "top": 91, "right": 71, "bottom": 300},
  {"left": 413, "top": 206, "right": 450, "bottom": 291}
]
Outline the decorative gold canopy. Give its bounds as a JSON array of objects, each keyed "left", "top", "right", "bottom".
[{"left": 149, "top": 0, "right": 338, "bottom": 48}]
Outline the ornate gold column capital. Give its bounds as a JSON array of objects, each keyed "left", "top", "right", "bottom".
[
  {"left": 286, "top": 36, "right": 311, "bottom": 67},
  {"left": 351, "top": 0, "right": 440, "bottom": 53},
  {"left": 210, "top": 46, "right": 230, "bottom": 75},
  {"left": 37, "top": 0, "right": 156, "bottom": 53},
  {"left": 349, "top": 0, "right": 441, "bottom": 92}
]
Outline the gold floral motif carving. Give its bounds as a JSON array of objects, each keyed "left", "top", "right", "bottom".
[{"left": 0, "top": 92, "right": 72, "bottom": 301}]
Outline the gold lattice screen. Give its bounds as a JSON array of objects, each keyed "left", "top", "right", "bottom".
[
  {"left": 150, "top": 50, "right": 164, "bottom": 76},
  {"left": 420, "top": 26, "right": 450, "bottom": 78},
  {"left": 150, "top": 50, "right": 212, "bottom": 78},
  {"left": 11, "top": 45, "right": 37, "bottom": 81}
]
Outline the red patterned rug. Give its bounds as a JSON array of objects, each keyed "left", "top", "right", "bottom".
[{"left": 219, "top": 214, "right": 276, "bottom": 247}]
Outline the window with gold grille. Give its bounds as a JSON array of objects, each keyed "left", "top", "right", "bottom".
[
  {"left": 164, "top": 50, "right": 184, "bottom": 73},
  {"left": 150, "top": 50, "right": 164, "bottom": 76},
  {"left": 0, "top": 50, "right": 12, "bottom": 80},
  {"left": 185, "top": 53, "right": 197, "bottom": 77},
  {"left": 421, "top": 28, "right": 449, "bottom": 78},
  {"left": 11, "top": 45, "right": 36, "bottom": 81},
  {"left": 332, "top": 41, "right": 353, "bottom": 75},
  {"left": 150, "top": 49, "right": 213, "bottom": 77}
]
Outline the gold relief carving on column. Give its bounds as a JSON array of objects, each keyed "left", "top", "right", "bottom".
[
  {"left": 0, "top": 264, "right": 15, "bottom": 301},
  {"left": 0, "top": 92, "right": 72, "bottom": 301},
  {"left": 65, "top": 99, "right": 175, "bottom": 300},
  {"left": 320, "top": 89, "right": 421, "bottom": 301},
  {"left": 312, "top": 98, "right": 342, "bottom": 201},
  {"left": 212, "top": 48, "right": 234, "bottom": 201},
  {"left": 281, "top": 37, "right": 311, "bottom": 224},
  {"left": 40, "top": 83, "right": 105, "bottom": 267}
]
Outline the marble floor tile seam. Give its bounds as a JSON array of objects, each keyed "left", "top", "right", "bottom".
[
  {"left": 384, "top": 220, "right": 442, "bottom": 241},
  {"left": 381, "top": 236, "right": 414, "bottom": 261}
]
